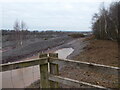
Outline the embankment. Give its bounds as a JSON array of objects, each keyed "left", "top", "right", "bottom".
[{"left": 2, "top": 36, "right": 73, "bottom": 63}]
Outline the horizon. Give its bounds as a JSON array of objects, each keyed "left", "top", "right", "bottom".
[
  {"left": 1, "top": 29, "right": 92, "bottom": 32},
  {"left": 0, "top": 0, "right": 115, "bottom": 31}
]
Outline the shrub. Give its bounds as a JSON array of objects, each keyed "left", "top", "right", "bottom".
[
  {"left": 44, "top": 38, "right": 48, "bottom": 40},
  {"left": 68, "top": 33, "right": 85, "bottom": 38},
  {"left": 83, "top": 35, "right": 95, "bottom": 41}
]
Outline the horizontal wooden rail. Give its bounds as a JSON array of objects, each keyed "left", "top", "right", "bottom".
[
  {"left": 49, "top": 57, "right": 120, "bottom": 75},
  {"left": 49, "top": 74, "right": 109, "bottom": 89},
  {"left": 1, "top": 53, "right": 119, "bottom": 88},
  {"left": 1, "top": 57, "right": 48, "bottom": 72}
]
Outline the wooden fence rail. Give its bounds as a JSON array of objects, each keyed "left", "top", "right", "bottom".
[
  {"left": 49, "top": 57, "right": 119, "bottom": 76},
  {"left": 1, "top": 53, "right": 119, "bottom": 89}
]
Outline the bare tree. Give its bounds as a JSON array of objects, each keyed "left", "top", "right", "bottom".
[
  {"left": 21, "top": 21, "right": 27, "bottom": 30},
  {"left": 91, "top": 1, "right": 119, "bottom": 40},
  {"left": 13, "top": 20, "right": 21, "bottom": 47},
  {"left": 13, "top": 20, "right": 28, "bottom": 47},
  {"left": 20, "top": 21, "right": 27, "bottom": 46}
]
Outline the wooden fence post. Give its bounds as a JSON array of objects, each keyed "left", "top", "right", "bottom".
[
  {"left": 49, "top": 53, "right": 59, "bottom": 88},
  {"left": 39, "top": 53, "right": 50, "bottom": 88}
]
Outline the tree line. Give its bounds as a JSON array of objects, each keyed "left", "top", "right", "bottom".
[
  {"left": 2, "top": 20, "right": 65, "bottom": 45},
  {"left": 92, "top": 2, "right": 119, "bottom": 41}
]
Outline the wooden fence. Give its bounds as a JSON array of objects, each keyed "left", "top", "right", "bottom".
[{"left": 1, "top": 53, "right": 119, "bottom": 89}]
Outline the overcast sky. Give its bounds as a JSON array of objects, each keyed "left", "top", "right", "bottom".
[{"left": 0, "top": 0, "right": 116, "bottom": 31}]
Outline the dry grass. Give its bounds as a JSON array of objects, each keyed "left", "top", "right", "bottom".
[
  {"left": 68, "top": 33, "right": 85, "bottom": 38},
  {"left": 83, "top": 35, "right": 95, "bottom": 41},
  {"left": 60, "top": 65, "right": 118, "bottom": 88},
  {"left": 27, "top": 38, "right": 119, "bottom": 88},
  {"left": 74, "top": 39, "right": 118, "bottom": 67},
  {"left": 59, "top": 39, "right": 119, "bottom": 88}
]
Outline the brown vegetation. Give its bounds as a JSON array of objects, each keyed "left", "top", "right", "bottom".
[
  {"left": 68, "top": 33, "right": 85, "bottom": 38},
  {"left": 60, "top": 64, "right": 118, "bottom": 88},
  {"left": 74, "top": 39, "right": 118, "bottom": 67},
  {"left": 60, "top": 38, "right": 119, "bottom": 88},
  {"left": 83, "top": 35, "right": 95, "bottom": 41}
]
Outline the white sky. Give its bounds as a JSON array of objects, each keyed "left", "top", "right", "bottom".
[{"left": 0, "top": 0, "right": 116, "bottom": 31}]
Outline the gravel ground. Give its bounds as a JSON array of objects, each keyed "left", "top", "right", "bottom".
[
  {"left": 2, "top": 36, "right": 73, "bottom": 63},
  {"left": 46, "top": 37, "right": 89, "bottom": 59},
  {"left": 60, "top": 39, "right": 119, "bottom": 88},
  {"left": 27, "top": 37, "right": 90, "bottom": 88},
  {"left": 28, "top": 64, "right": 118, "bottom": 88},
  {"left": 59, "top": 64, "right": 118, "bottom": 88},
  {"left": 74, "top": 39, "right": 119, "bottom": 67},
  {"left": 27, "top": 38, "right": 119, "bottom": 88}
]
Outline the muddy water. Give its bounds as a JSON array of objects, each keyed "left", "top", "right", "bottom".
[{"left": 2, "top": 48, "right": 74, "bottom": 88}]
